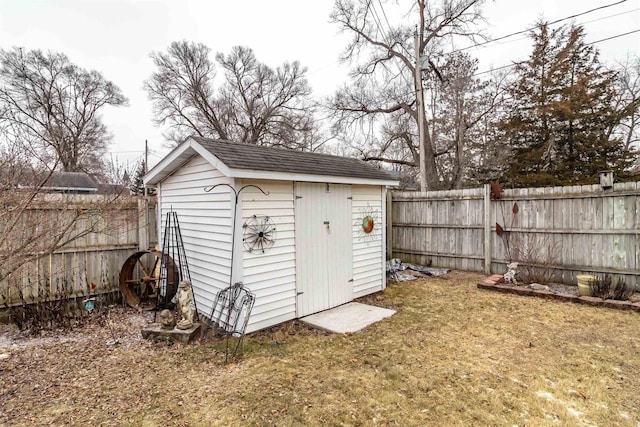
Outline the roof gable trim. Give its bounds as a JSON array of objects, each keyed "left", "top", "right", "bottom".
[
  {"left": 228, "top": 168, "right": 398, "bottom": 186},
  {"left": 144, "top": 138, "right": 232, "bottom": 185}
]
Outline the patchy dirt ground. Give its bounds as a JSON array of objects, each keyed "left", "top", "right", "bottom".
[
  {"left": 0, "top": 308, "right": 149, "bottom": 351},
  {"left": 1, "top": 271, "right": 639, "bottom": 426}
]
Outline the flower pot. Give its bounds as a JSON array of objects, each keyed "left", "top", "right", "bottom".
[{"left": 576, "top": 275, "right": 596, "bottom": 296}]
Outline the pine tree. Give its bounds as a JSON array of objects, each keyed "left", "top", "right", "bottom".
[
  {"left": 502, "top": 22, "right": 632, "bottom": 187},
  {"left": 130, "top": 160, "right": 154, "bottom": 196}
]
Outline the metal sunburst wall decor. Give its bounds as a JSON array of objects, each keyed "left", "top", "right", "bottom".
[
  {"left": 242, "top": 215, "right": 277, "bottom": 253},
  {"left": 355, "top": 204, "right": 380, "bottom": 243}
]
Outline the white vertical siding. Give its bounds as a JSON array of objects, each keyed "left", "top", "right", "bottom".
[
  {"left": 240, "top": 180, "right": 296, "bottom": 332},
  {"left": 294, "top": 182, "right": 353, "bottom": 317},
  {"left": 159, "top": 155, "right": 233, "bottom": 320},
  {"left": 325, "top": 184, "right": 353, "bottom": 308},
  {"left": 352, "top": 185, "right": 385, "bottom": 298},
  {"left": 294, "top": 182, "right": 329, "bottom": 317}
]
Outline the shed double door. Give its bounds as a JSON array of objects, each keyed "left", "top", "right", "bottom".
[{"left": 295, "top": 182, "right": 353, "bottom": 317}]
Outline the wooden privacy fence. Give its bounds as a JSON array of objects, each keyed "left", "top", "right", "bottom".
[
  {"left": 0, "top": 194, "right": 157, "bottom": 308},
  {"left": 390, "top": 181, "right": 640, "bottom": 289}
]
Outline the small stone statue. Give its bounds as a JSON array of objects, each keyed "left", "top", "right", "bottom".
[
  {"left": 176, "top": 280, "right": 196, "bottom": 330},
  {"left": 504, "top": 262, "right": 519, "bottom": 284},
  {"left": 158, "top": 309, "right": 176, "bottom": 330}
]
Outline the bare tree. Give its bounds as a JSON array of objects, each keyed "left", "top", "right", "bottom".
[
  {"left": 611, "top": 55, "right": 640, "bottom": 152},
  {"left": 0, "top": 48, "right": 128, "bottom": 175},
  {"left": 424, "top": 53, "right": 507, "bottom": 188},
  {"left": 145, "top": 42, "right": 317, "bottom": 149},
  {"left": 330, "top": 0, "right": 489, "bottom": 189}
]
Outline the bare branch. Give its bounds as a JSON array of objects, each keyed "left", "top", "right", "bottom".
[
  {"left": 330, "top": 0, "right": 489, "bottom": 189},
  {"left": 0, "top": 48, "right": 128, "bottom": 175},
  {"left": 145, "top": 43, "right": 317, "bottom": 150}
]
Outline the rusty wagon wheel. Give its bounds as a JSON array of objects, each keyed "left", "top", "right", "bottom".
[{"left": 119, "top": 250, "right": 162, "bottom": 307}]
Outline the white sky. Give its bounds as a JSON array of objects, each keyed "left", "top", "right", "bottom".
[{"left": 0, "top": 0, "right": 638, "bottom": 170}]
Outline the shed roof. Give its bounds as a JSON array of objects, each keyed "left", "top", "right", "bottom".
[{"left": 145, "top": 137, "right": 399, "bottom": 186}]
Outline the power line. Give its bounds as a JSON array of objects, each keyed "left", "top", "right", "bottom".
[
  {"left": 108, "top": 150, "right": 144, "bottom": 154},
  {"left": 454, "top": 0, "right": 629, "bottom": 54},
  {"left": 369, "top": 0, "right": 415, "bottom": 89},
  {"left": 376, "top": 0, "right": 393, "bottom": 35},
  {"left": 369, "top": 1, "right": 389, "bottom": 42},
  {"left": 473, "top": 27, "right": 640, "bottom": 77},
  {"left": 310, "top": 2, "right": 636, "bottom": 83},
  {"left": 308, "top": 2, "right": 396, "bottom": 77},
  {"left": 581, "top": 7, "right": 640, "bottom": 25},
  {"left": 385, "top": 26, "right": 639, "bottom": 100},
  {"left": 462, "top": 7, "right": 640, "bottom": 52},
  {"left": 589, "top": 28, "right": 640, "bottom": 44}
]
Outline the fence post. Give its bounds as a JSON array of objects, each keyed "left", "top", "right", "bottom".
[
  {"left": 483, "top": 184, "right": 491, "bottom": 274},
  {"left": 386, "top": 189, "right": 393, "bottom": 260},
  {"left": 137, "top": 197, "right": 149, "bottom": 251}
]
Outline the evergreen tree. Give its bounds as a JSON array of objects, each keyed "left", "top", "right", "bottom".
[
  {"left": 502, "top": 22, "right": 632, "bottom": 187},
  {"left": 130, "top": 160, "right": 154, "bottom": 196}
]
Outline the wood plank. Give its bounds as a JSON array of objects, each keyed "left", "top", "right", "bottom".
[{"left": 387, "top": 183, "right": 640, "bottom": 284}]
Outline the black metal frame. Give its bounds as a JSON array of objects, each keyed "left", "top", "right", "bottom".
[
  {"left": 155, "top": 211, "right": 198, "bottom": 320},
  {"left": 203, "top": 183, "right": 268, "bottom": 361}
]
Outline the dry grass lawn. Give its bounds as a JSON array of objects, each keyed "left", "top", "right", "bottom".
[{"left": 1, "top": 271, "right": 639, "bottom": 426}]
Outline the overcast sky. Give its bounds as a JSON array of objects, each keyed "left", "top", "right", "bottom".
[{"left": 0, "top": 0, "right": 638, "bottom": 170}]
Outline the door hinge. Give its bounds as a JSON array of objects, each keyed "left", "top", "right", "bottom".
[
  {"left": 296, "top": 291, "right": 304, "bottom": 295},
  {"left": 295, "top": 195, "right": 303, "bottom": 199},
  {"left": 347, "top": 196, "right": 352, "bottom": 199},
  {"left": 348, "top": 279, "right": 354, "bottom": 283}
]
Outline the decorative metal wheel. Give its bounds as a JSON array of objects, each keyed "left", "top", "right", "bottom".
[
  {"left": 119, "top": 250, "right": 164, "bottom": 307},
  {"left": 242, "top": 215, "right": 277, "bottom": 253}
]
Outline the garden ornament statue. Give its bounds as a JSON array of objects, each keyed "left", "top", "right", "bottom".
[
  {"left": 158, "top": 309, "right": 176, "bottom": 330},
  {"left": 176, "top": 280, "right": 197, "bottom": 330},
  {"left": 505, "top": 262, "right": 519, "bottom": 284}
]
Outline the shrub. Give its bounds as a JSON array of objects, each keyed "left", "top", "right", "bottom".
[{"left": 588, "top": 275, "right": 634, "bottom": 301}]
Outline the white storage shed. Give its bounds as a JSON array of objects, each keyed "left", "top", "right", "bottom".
[{"left": 144, "top": 136, "right": 398, "bottom": 332}]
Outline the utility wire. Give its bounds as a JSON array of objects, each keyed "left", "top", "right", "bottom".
[
  {"left": 377, "top": 0, "right": 393, "bottom": 35},
  {"left": 589, "top": 28, "right": 640, "bottom": 44},
  {"left": 454, "top": 0, "right": 629, "bottom": 54},
  {"left": 369, "top": 1, "right": 388, "bottom": 42},
  {"left": 473, "top": 28, "right": 640, "bottom": 77},
  {"left": 463, "top": 7, "right": 640, "bottom": 51},
  {"left": 312, "top": 0, "right": 635, "bottom": 92},
  {"left": 582, "top": 7, "right": 640, "bottom": 25},
  {"left": 369, "top": 0, "right": 415, "bottom": 88},
  {"left": 387, "top": 26, "right": 639, "bottom": 100}
]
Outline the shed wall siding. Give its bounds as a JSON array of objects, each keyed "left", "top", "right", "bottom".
[
  {"left": 240, "top": 180, "right": 296, "bottom": 332},
  {"left": 159, "top": 156, "right": 233, "bottom": 319},
  {"left": 352, "top": 185, "right": 384, "bottom": 298}
]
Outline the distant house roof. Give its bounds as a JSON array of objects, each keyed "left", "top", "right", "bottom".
[
  {"left": 17, "top": 171, "right": 98, "bottom": 193},
  {"left": 145, "top": 137, "right": 399, "bottom": 186},
  {"left": 45, "top": 172, "right": 97, "bottom": 192}
]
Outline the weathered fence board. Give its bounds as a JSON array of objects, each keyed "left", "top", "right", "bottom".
[
  {"left": 392, "top": 182, "right": 640, "bottom": 289},
  {"left": 1, "top": 195, "right": 157, "bottom": 308}
]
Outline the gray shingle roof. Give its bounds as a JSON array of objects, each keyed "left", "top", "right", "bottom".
[
  {"left": 192, "top": 137, "right": 395, "bottom": 181},
  {"left": 45, "top": 171, "right": 97, "bottom": 190}
]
